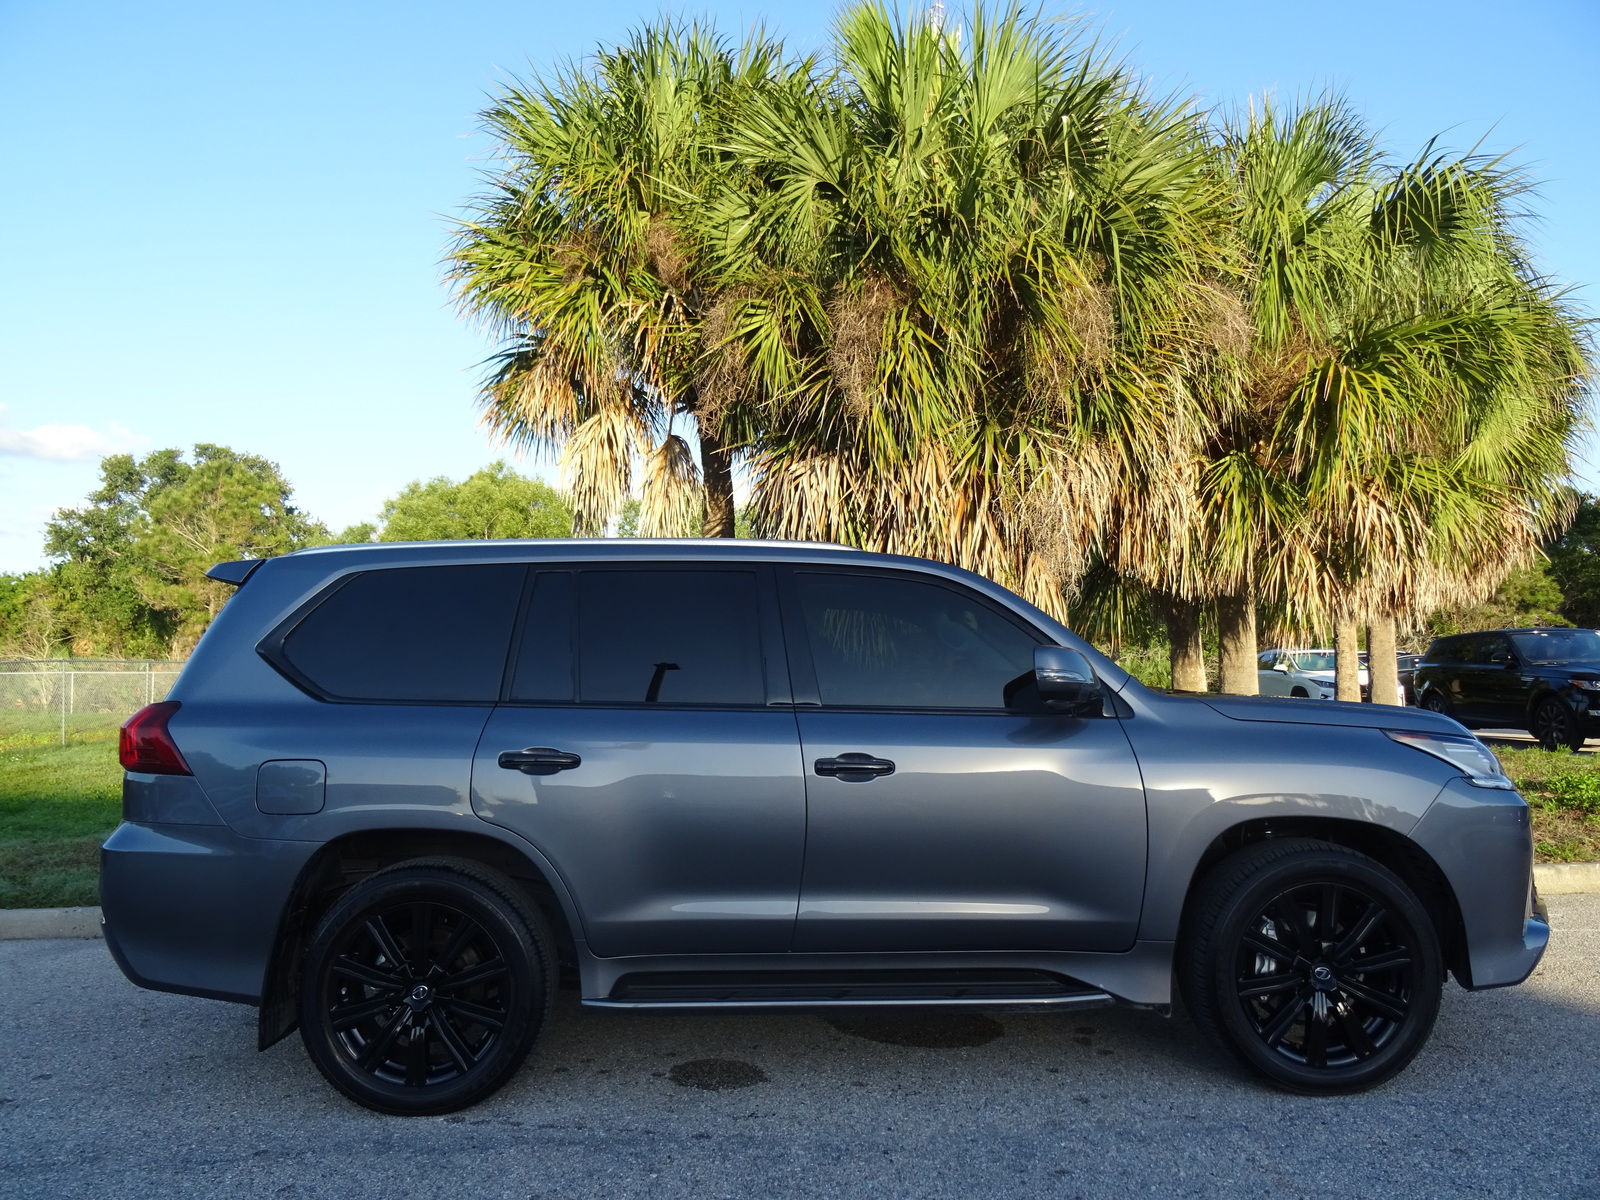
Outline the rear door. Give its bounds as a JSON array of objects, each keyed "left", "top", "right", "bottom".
[
  {"left": 229, "top": 563, "right": 527, "bottom": 838},
  {"left": 1475, "top": 633, "right": 1536, "bottom": 725},
  {"left": 471, "top": 564, "right": 806, "bottom": 957},
  {"left": 781, "top": 566, "right": 1147, "bottom": 954}
]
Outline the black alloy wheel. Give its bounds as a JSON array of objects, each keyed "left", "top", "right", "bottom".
[
  {"left": 1531, "top": 695, "right": 1586, "bottom": 753},
  {"left": 1420, "top": 690, "right": 1450, "bottom": 717},
  {"left": 299, "top": 859, "right": 553, "bottom": 1115},
  {"left": 1179, "top": 840, "right": 1442, "bottom": 1094}
]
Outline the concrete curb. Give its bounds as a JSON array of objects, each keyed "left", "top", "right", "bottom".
[
  {"left": 1534, "top": 861, "right": 1600, "bottom": 895},
  {"left": 0, "top": 906, "right": 102, "bottom": 939},
  {"left": 0, "top": 865, "right": 1595, "bottom": 938}
]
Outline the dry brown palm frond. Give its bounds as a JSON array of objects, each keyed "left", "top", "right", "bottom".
[
  {"left": 693, "top": 289, "right": 752, "bottom": 433},
  {"left": 561, "top": 404, "right": 642, "bottom": 535},
  {"left": 644, "top": 216, "right": 693, "bottom": 296},
  {"left": 826, "top": 275, "right": 898, "bottom": 417},
  {"left": 637, "top": 433, "right": 703, "bottom": 537},
  {"left": 1197, "top": 281, "right": 1255, "bottom": 360},
  {"left": 1063, "top": 281, "right": 1117, "bottom": 373}
]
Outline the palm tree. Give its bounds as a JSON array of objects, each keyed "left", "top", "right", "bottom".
[
  {"left": 451, "top": 22, "right": 799, "bottom": 536},
  {"left": 1184, "top": 102, "right": 1589, "bottom": 695},
  {"left": 710, "top": 2, "right": 1222, "bottom": 620}
]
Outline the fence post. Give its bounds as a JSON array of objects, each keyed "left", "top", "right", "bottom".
[
  {"left": 59, "top": 663, "right": 67, "bottom": 747},
  {"left": 146, "top": 661, "right": 154, "bottom": 706}
]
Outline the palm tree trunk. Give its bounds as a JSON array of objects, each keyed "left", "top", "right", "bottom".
[
  {"left": 1163, "top": 598, "right": 1207, "bottom": 692},
  {"left": 695, "top": 414, "right": 736, "bottom": 538},
  {"left": 1217, "top": 594, "right": 1258, "bottom": 695},
  {"left": 1367, "top": 614, "right": 1400, "bottom": 705},
  {"left": 1334, "top": 616, "right": 1362, "bottom": 701}
]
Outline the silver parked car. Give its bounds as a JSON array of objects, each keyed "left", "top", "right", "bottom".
[
  {"left": 1257, "top": 648, "right": 1369, "bottom": 700},
  {"left": 103, "top": 541, "right": 1547, "bottom": 1115}
]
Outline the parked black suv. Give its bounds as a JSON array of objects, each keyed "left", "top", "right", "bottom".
[{"left": 1414, "top": 627, "right": 1600, "bottom": 751}]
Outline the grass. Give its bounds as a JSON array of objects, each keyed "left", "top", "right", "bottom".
[
  {"left": 0, "top": 712, "right": 1596, "bottom": 910},
  {"left": 1495, "top": 746, "right": 1600, "bottom": 864},
  {"left": 0, "top": 715, "right": 123, "bottom": 908}
]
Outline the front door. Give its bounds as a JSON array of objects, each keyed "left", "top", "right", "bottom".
[
  {"left": 471, "top": 565, "right": 805, "bottom": 957},
  {"left": 781, "top": 568, "right": 1148, "bottom": 954}
]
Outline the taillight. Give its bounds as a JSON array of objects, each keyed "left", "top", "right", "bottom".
[{"left": 119, "top": 702, "right": 192, "bottom": 775}]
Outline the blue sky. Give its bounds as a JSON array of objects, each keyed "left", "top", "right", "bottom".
[{"left": 2, "top": 0, "right": 1596, "bottom": 572}]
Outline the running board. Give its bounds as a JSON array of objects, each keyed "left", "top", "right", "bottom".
[{"left": 585, "top": 968, "right": 1116, "bottom": 1012}]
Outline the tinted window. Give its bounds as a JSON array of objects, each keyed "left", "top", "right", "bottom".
[
  {"left": 1510, "top": 628, "right": 1600, "bottom": 664},
  {"left": 793, "top": 571, "right": 1040, "bottom": 709},
  {"left": 280, "top": 565, "right": 524, "bottom": 702},
  {"left": 577, "top": 570, "right": 764, "bottom": 705},
  {"left": 509, "top": 572, "right": 575, "bottom": 701},
  {"left": 1477, "top": 633, "right": 1513, "bottom": 662}
]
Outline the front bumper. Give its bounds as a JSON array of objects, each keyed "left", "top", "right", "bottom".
[
  {"left": 100, "top": 821, "right": 317, "bottom": 1004},
  {"left": 1409, "top": 778, "right": 1548, "bottom": 989}
]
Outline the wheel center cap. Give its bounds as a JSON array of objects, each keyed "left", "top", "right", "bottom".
[
  {"left": 405, "top": 984, "right": 432, "bottom": 1011},
  {"left": 1310, "top": 964, "right": 1336, "bottom": 991}
]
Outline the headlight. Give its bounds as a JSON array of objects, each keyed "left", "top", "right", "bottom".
[
  {"left": 1385, "top": 730, "right": 1515, "bottom": 789},
  {"left": 1570, "top": 679, "right": 1600, "bottom": 692}
]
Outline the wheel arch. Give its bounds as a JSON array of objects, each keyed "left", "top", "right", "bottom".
[
  {"left": 1177, "top": 816, "right": 1472, "bottom": 988},
  {"left": 257, "top": 826, "right": 583, "bottom": 1051}
]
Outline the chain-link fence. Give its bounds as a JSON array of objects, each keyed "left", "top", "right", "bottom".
[{"left": 0, "top": 660, "right": 185, "bottom": 746}]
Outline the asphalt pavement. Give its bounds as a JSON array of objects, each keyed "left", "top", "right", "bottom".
[{"left": 2, "top": 896, "right": 1597, "bottom": 1200}]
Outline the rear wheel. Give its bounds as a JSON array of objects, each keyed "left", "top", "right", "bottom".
[
  {"left": 299, "top": 858, "right": 554, "bottom": 1115},
  {"left": 1420, "top": 689, "right": 1450, "bottom": 717},
  {"left": 1179, "top": 839, "right": 1442, "bottom": 1094},
  {"left": 1531, "top": 695, "right": 1586, "bottom": 753}
]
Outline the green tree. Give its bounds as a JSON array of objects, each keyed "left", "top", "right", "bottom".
[
  {"left": 378, "top": 463, "right": 573, "bottom": 541},
  {"left": 39, "top": 445, "right": 328, "bottom": 655},
  {"left": 1424, "top": 563, "right": 1569, "bottom": 639},
  {"left": 1546, "top": 495, "right": 1600, "bottom": 627}
]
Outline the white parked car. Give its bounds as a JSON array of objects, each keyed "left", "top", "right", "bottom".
[{"left": 1257, "top": 648, "right": 1369, "bottom": 700}]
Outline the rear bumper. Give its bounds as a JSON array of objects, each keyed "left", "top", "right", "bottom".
[
  {"left": 1409, "top": 779, "right": 1548, "bottom": 989},
  {"left": 100, "top": 821, "right": 317, "bottom": 1005}
]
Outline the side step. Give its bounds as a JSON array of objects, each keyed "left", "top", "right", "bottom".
[{"left": 586, "top": 968, "right": 1115, "bottom": 1012}]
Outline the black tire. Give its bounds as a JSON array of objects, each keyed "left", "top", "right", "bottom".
[
  {"left": 1531, "top": 695, "right": 1586, "bottom": 753},
  {"left": 1178, "top": 839, "right": 1442, "bottom": 1095},
  {"left": 299, "top": 858, "right": 554, "bottom": 1116},
  {"left": 1290, "top": 687, "right": 1309, "bottom": 698},
  {"left": 1420, "top": 689, "right": 1450, "bottom": 717}
]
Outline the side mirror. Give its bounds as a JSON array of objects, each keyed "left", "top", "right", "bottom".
[
  {"left": 1272, "top": 662, "right": 1290, "bottom": 673},
  {"left": 1034, "top": 646, "right": 1102, "bottom": 711}
]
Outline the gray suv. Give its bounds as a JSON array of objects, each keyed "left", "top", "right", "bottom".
[{"left": 102, "top": 541, "right": 1547, "bottom": 1114}]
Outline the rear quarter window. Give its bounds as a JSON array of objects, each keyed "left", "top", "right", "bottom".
[{"left": 270, "top": 564, "right": 525, "bottom": 702}]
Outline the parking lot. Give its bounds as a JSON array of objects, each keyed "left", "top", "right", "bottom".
[{"left": 2, "top": 895, "right": 1596, "bottom": 1200}]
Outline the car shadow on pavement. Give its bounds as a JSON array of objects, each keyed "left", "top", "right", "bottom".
[{"left": 3, "top": 925, "right": 1598, "bottom": 1196}]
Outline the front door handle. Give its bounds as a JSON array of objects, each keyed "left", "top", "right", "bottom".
[
  {"left": 814, "top": 753, "right": 895, "bottom": 782},
  {"left": 498, "top": 747, "right": 582, "bottom": 776}
]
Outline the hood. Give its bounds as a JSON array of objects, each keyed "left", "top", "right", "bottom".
[
  {"left": 1531, "top": 659, "right": 1600, "bottom": 674},
  {"left": 1200, "top": 694, "right": 1465, "bottom": 734}
]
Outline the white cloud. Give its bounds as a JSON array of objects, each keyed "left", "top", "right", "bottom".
[{"left": 0, "top": 405, "right": 146, "bottom": 461}]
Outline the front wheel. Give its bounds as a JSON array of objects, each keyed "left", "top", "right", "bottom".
[
  {"left": 1531, "top": 695, "right": 1586, "bottom": 753},
  {"left": 1420, "top": 689, "right": 1451, "bottom": 718},
  {"left": 299, "top": 858, "right": 554, "bottom": 1115},
  {"left": 1178, "top": 839, "right": 1442, "bottom": 1094}
]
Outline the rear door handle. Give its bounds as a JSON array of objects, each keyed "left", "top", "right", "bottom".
[
  {"left": 813, "top": 753, "right": 896, "bottom": 782},
  {"left": 498, "top": 747, "right": 582, "bottom": 775}
]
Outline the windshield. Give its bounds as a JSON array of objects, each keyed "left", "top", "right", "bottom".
[{"left": 1509, "top": 629, "right": 1600, "bottom": 664}]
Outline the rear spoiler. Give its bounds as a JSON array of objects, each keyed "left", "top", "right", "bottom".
[{"left": 205, "top": 558, "right": 266, "bottom": 587}]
